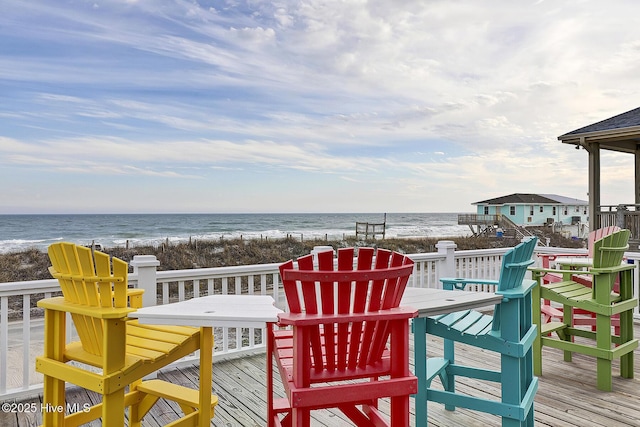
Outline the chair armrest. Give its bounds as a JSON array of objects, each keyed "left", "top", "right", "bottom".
[
  {"left": 529, "top": 267, "right": 592, "bottom": 277},
  {"left": 590, "top": 264, "right": 636, "bottom": 274},
  {"left": 277, "top": 306, "right": 418, "bottom": 327},
  {"left": 530, "top": 263, "right": 634, "bottom": 277},
  {"left": 440, "top": 278, "right": 499, "bottom": 290},
  {"left": 497, "top": 279, "right": 536, "bottom": 299},
  {"left": 38, "top": 296, "right": 136, "bottom": 319},
  {"left": 126, "top": 288, "right": 145, "bottom": 309}
]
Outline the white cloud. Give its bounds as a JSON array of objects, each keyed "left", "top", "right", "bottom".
[{"left": 1, "top": 0, "right": 639, "bottom": 213}]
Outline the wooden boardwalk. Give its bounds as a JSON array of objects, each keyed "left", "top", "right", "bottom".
[{"left": 2, "top": 324, "right": 639, "bottom": 426}]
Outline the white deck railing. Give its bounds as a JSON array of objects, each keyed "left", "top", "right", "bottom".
[{"left": 1, "top": 242, "right": 638, "bottom": 401}]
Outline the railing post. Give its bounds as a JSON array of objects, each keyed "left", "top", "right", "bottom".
[
  {"left": 436, "top": 240, "right": 457, "bottom": 281},
  {"left": 130, "top": 255, "right": 160, "bottom": 307},
  {"left": 616, "top": 204, "right": 628, "bottom": 229}
]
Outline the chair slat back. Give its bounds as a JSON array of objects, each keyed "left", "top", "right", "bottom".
[
  {"left": 497, "top": 237, "right": 537, "bottom": 293},
  {"left": 48, "top": 242, "right": 128, "bottom": 357},
  {"left": 591, "top": 229, "right": 630, "bottom": 269},
  {"left": 492, "top": 237, "right": 537, "bottom": 332},
  {"left": 588, "top": 226, "right": 620, "bottom": 258},
  {"left": 280, "top": 247, "right": 414, "bottom": 372}
]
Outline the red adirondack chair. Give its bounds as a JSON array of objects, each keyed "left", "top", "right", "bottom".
[
  {"left": 539, "top": 226, "right": 621, "bottom": 332},
  {"left": 267, "top": 247, "right": 418, "bottom": 427}
]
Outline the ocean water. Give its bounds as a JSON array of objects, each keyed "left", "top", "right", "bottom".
[{"left": 0, "top": 213, "right": 472, "bottom": 254}]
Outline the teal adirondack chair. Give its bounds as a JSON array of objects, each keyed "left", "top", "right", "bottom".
[
  {"left": 531, "top": 229, "right": 638, "bottom": 391},
  {"left": 422, "top": 237, "right": 538, "bottom": 427}
]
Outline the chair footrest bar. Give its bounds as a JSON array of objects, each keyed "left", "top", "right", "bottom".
[
  {"left": 136, "top": 379, "right": 218, "bottom": 410},
  {"left": 272, "top": 397, "right": 290, "bottom": 413},
  {"left": 426, "top": 382, "right": 535, "bottom": 421},
  {"left": 425, "top": 357, "right": 449, "bottom": 384},
  {"left": 541, "top": 321, "right": 567, "bottom": 336}
]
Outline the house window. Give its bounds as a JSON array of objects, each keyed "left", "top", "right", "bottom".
[
  {"left": 575, "top": 206, "right": 580, "bottom": 212},
  {"left": 484, "top": 206, "right": 489, "bottom": 215},
  {"left": 540, "top": 206, "right": 544, "bottom": 213},
  {"left": 510, "top": 206, "right": 516, "bottom": 215},
  {"left": 584, "top": 208, "right": 587, "bottom": 215},
  {"left": 553, "top": 206, "right": 557, "bottom": 215},
  {"left": 563, "top": 206, "right": 568, "bottom": 215},
  {"left": 530, "top": 206, "right": 534, "bottom": 216}
]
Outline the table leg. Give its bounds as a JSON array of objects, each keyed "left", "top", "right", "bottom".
[
  {"left": 413, "top": 317, "right": 427, "bottom": 426},
  {"left": 199, "top": 326, "right": 213, "bottom": 427}
]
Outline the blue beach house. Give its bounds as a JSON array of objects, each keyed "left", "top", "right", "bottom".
[
  {"left": 459, "top": 193, "right": 589, "bottom": 239},
  {"left": 474, "top": 193, "right": 588, "bottom": 226}
]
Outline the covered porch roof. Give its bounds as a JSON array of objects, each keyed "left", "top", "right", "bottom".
[{"left": 558, "top": 107, "right": 640, "bottom": 230}]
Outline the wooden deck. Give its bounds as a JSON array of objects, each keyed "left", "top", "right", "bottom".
[{"left": 2, "top": 324, "right": 639, "bottom": 426}]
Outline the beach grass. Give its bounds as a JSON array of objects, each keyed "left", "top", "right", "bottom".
[{"left": 1, "top": 229, "right": 581, "bottom": 284}]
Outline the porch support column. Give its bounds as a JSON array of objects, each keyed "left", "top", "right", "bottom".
[
  {"left": 584, "top": 138, "right": 600, "bottom": 231},
  {"left": 635, "top": 145, "right": 640, "bottom": 205}
]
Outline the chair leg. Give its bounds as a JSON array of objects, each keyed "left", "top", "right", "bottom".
[
  {"left": 412, "top": 318, "right": 428, "bottom": 427},
  {"left": 532, "top": 283, "right": 543, "bottom": 376},
  {"left": 291, "top": 408, "right": 310, "bottom": 427},
  {"left": 128, "top": 379, "right": 144, "bottom": 427},
  {"left": 390, "top": 395, "right": 410, "bottom": 427},
  {"left": 620, "top": 308, "right": 635, "bottom": 379},
  {"left": 533, "top": 335, "right": 542, "bottom": 376},
  {"left": 41, "top": 310, "right": 66, "bottom": 427},
  {"left": 102, "top": 389, "right": 126, "bottom": 427},
  {"left": 501, "top": 353, "right": 534, "bottom": 427},
  {"left": 42, "top": 376, "right": 65, "bottom": 426},
  {"left": 619, "top": 272, "right": 636, "bottom": 380},
  {"left": 562, "top": 304, "right": 573, "bottom": 362},
  {"left": 267, "top": 323, "right": 276, "bottom": 427},
  {"left": 443, "top": 338, "right": 456, "bottom": 411},
  {"left": 500, "top": 298, "right": 535, "bottom": 427},
  {"left": 595, "top": 312, "right": 613, "bottom": 391}
]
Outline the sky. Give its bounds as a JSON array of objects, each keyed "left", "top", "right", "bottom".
[{"left": 1, "top": 0, "right": 640, "bottom": 214}]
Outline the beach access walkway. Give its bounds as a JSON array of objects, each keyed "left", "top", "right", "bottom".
[{"left": 2, "top": 322, "right": 639, "bottom": 427}]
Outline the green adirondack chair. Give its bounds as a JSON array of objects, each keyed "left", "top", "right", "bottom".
[
  {"left": 531, "top": 229, "right": 638, "bottom": 391},
  {"left": 421, "top": 237, "right": 538, "bottom": 427}
]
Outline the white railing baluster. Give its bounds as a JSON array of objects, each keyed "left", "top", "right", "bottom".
[
  {"left": 162, "top": 282, "right": 169, "bottom": 305},
  {"left": 22, "top": 294, "right": 30, "bottom": 390},
  {"left": 178, "top": 280, "right": 185, "bottom": 302}
]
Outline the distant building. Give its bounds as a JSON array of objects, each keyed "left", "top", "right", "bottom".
[{"left": 473, "top": 193, "right": 588, "bottom": 226}]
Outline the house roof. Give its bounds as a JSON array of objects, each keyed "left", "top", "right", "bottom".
[
  {"left": 473, "top": 193, "right": 588, "bottom": 205},
  {"left": 539, "top": 194, "right": 588, "bottom": 205},
  {"left": 558, "top": 106, "right": 640, "bottom": 154},
  {"left": 561, "top": 107, "right": 640, "bottom": 136}
]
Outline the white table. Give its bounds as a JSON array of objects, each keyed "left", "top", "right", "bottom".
[
  {"left": 401, "top": 287, "right": 504, "bottom": 426},
  {"left": 130, "top": 295, "right": 282, "bottom": 427},
  {"left": 131, "top": 290, "right": 502, "bottom": 426}
]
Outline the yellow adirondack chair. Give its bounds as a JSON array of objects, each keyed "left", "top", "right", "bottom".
[
  {"left": 37, "top": 242, "right": 218, "bottom": 427},
  {"left": 531, "top": 229, "right": 639, "bottom": 391}
]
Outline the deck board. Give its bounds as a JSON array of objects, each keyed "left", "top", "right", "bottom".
[{"left": 3, "top": 323, "right": 639, "bottom": 426}]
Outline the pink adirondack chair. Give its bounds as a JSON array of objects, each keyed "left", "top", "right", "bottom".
[
  {"left": 267, "top": 247, "right": 418, "bottom": 427},
  {"left": 538, "top": 226, "right": 621, "bottom": 332}
]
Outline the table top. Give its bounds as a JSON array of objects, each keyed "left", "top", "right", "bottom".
[
  {"left": 130, "top": 288, "right": 502, "bottom": 328},
  {"left": 401, "top": 287, "right": 503, "bottom": 317},
  {"left": 130, "top": 295, "right": 283, "bottom": 328},
  {"left": 554, "top": 256, "right": 592, "bottom": 267}
]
